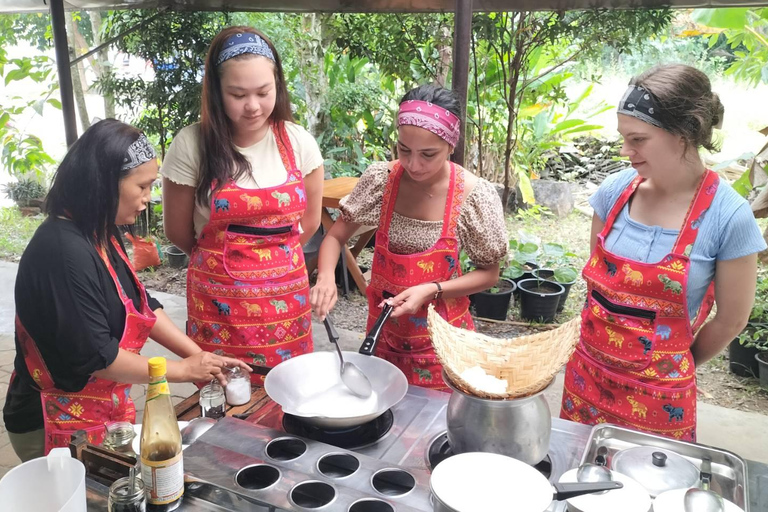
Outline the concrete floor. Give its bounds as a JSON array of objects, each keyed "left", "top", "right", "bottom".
[{"left": 1, "top": 259, "right": 767, "bottom": 479}]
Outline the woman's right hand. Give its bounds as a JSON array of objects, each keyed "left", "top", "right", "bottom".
[
  {"left": 310, "top": 273, "right": 338, "bottom": 321},
  {"left": 180, "top": 351, "right": 250, "bottom": 386}
]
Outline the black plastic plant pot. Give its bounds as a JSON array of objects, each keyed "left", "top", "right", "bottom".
[
  {"left": 164, "top": 245, "right": 189, "bottom": 269},
  {"left": 511, "top": 262, "right": 539, "bottom": 297},
  {"left": 474, "top": 278, "right": 516, "bottom": 321},
  {"left": 517, "top": 278, "right": 565, "bottom": 323},
  {"left": 755, "top": 352, "right": 768, "bottom": 389},
  {"left": 729, "top": 338, "right": 760, "bottom": 378},
  {"left": 532, "top": 269, "right": 575, "bottom": 313}
]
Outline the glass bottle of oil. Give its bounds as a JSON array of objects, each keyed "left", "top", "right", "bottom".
[{"left": 140, "top": 357, "right": 183, "bottom": 511}]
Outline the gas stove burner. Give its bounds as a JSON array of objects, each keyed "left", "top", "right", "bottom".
[
  {"left": 426, "top": 432, "right": 553, "bottom": 481},
  {"left": 282, "top": 409, "right": 394, "bottom": 450}
]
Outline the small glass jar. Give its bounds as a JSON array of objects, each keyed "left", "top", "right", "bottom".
[
  {"left": 108, "top": 476, "right": 146, "bottom": 512},
  {"left": 103, "top": 421, "right": 136, "bottom": 455},
  {"left": 199, "top": 380, "right": 226, "bottom": 419},
  {"left": 225, "top": 366, "right": 251, "bottom": 406}
]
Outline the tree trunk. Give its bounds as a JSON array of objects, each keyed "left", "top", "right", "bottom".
[
  {"left": 435, "top": 24, "right": 452, "bottom": 88},
  {"left": 88, "top": 11, "right": 116, "bottom": 118},
  {"left": 295, "top": 15, "right": 329, "bottom": 150},
  {"left": 65, "top": 12, "right": 90, "bottom": 131}
]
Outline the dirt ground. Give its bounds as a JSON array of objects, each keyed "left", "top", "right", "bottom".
[{"left": 138, "top": 209, "right": 768, "bottom": 415}]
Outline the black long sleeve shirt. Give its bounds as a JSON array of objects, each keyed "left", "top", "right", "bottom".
[{"left": 3, "top": 218, "right": 161, "bottom": 433}]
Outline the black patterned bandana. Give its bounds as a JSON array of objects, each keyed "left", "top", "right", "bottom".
[
  {"left": 617, "top": 85, "right": 666, "bottom": 130},
  {"left": 121, "top": 134, "right": 156, "bottom": 172}
]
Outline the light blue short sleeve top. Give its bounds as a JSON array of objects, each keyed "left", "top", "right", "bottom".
[{"left": 589, "top": 168, "right": 766, "bottom": 318}]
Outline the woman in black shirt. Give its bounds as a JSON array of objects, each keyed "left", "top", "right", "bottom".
[{"left": 4, "top": 119, "right": 249, "bottom": 461}]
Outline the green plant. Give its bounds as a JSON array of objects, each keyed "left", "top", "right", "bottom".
[
  {"left": 539, "top": 242, "right": 579, "bottom": 283},
  {"left": 0, "top": 206, "right": 43, "bottom": 260},
  {"left": 502, "top": 239, "right": 538, "bottom": 279},
  {"left": 737, "top": 266, "right": 768, "bottom": 351},
  {"left": 515, "top": 204, "right": 553, "bottom": 222},
  {"left": 2, "top": 178, "right": 47, "bottom": 207}
]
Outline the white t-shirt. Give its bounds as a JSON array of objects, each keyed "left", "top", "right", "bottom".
[{"left": 161, "top": 122, "right": 324, "bottom": 238}]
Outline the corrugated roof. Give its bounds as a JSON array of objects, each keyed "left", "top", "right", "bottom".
[{"left": 3, "top": 0, "right": 767, "bottom": 13}]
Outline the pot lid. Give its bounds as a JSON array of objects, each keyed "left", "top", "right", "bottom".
[
  {"left": 611, "top": 446, "right": 699, "bottom": 497},
  {"left": 653, "top": 488, "right": 745, "bottom": 512},
  {"left": 558, "top": 468, "right": 650, "bottom": 512},
  {"left": 430, "top": 452, "right": 552, "bottom": 512}
]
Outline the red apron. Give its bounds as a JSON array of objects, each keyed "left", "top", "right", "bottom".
[
  {"left": 15, "top": 236, "right": 156, "bottom": 454},
  {"left": 561, "top": 170, "right": 719, "bottom": 441},
  {"left": 367, "top": 162, "right": 474, "bottom": 390},
  {"left": 187, "top": 122, "right": 312, "bottom": 385}
]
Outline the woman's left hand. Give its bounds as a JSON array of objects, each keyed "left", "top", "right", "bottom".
[{"left": 381, "top": 283, "right": 436, "bottom": 318}]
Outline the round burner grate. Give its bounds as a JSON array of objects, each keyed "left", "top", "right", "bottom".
[
  {"left": 282, "top": 409, "right": 394, "bottom": 450},
  {"left": 426, "top": 432, "right": 553, "bottom": 480}
]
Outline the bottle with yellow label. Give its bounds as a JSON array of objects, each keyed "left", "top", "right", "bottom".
[{"left": 140, "top": 357, "right": 183, "bottom": 511}]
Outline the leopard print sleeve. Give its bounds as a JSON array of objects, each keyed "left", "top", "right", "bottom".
[
  {"left": 458, "top": 178, "right": 508, "bottom": 267},
  {"left": 339, "top": 162, "right": 389, "bottom": 227}
]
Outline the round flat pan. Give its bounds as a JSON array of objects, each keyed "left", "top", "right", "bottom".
[{"left": 264, "top": 351, "right": 408, "bottom": 428}]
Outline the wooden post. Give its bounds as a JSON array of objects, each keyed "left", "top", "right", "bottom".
[{"left": 451, "top": 0, "right": 473, "bottom": 167}]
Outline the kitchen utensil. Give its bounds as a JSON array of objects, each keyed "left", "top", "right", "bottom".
[
  {"left": 0, "top": 447, "right": 86, "bottom": 512},
  {"left": 430, "top": 452, "right": 622, "bottom": 512},
  {"left": 611, "top": 446, "right": 699, "bottom": 497},
  {"left": 559, "top": 467, "right": 651, "bottom": 512},
  {"left": 444, "top": 370, "right": 553, "bottom": 465},
  {"left": 359, "top": 290, "right": 395, "bottom": 355},
  {"left": 224, "top": 365, "right": 251, "bottom": 405},
  {"left": 324, "top": 315, "right": 372, "bottom": 398},
  {"left": 577, "top": 463, "right": 613, "bottom": 495},
  {"left": 684, "top": 488, "right": 725, "bottom": 512},
  {"left": 428, "top": 305, "right": 580, "bottom": 399},
  {"left": 181, "top": 417, "right": 217, "bottom": 445},
  {"left": 653, "top": 489, "right": 744, "bottom": 512},
  {"left": 264, "top": 352, "right": 407, "bottom": 428}
]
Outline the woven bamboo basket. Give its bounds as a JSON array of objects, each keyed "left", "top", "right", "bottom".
[{"left": 427, "top": 305, "right": 580, "bottom": 399}]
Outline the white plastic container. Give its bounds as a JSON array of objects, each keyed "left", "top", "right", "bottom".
[{"left": 0, "top": 447, "right": 86, "bottom": 511}]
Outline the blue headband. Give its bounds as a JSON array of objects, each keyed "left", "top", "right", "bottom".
[{"left": 216, "top": 32, "right": 275, "bottom": 66}]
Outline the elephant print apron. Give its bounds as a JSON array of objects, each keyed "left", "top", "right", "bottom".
[
  {"left": 15, "top": 236, "right": 156, "bottom": 454},
  {"left": 367, "top": 162, "right": 474, "bottom": 390},
  {"left": 561, "top": 170, "right": 719, "bottom": 441},
  {"left": 187, "top": 122, "right": 312, "bottom": 385}
]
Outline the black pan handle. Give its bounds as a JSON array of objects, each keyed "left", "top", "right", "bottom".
[
  {"left": 323, "top": 316, "right": 340, "bottom": 346},
  {"left": 359, "top": 291, "right": 395, "bottom": 355},
  {"left": 246, "top": 363, "right": 272, "bottom": 376},
  {"left": 552, "top": 481, "right": 623, "bottom": 501}
]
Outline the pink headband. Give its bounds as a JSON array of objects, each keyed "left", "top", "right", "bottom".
[{"left": 397, "top": 100, "right": 461, "bottom": 148}]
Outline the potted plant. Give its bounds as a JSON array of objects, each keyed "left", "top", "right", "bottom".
[
  {"left": 755, "top": 345, "right": 768, "bottom": 390},
  {"left": 2, "top": 178, "right": 47, "bottom": 215},
  {"left": 517, "top": 277, "right": 564, "bottom": 323},
  {"left": 532, "top": 243, "right": 580, "bottom": 313},
  {"left": 503, "top": 239, "right": 539, "bottom": 296},
  {"left": 473, "top": 278, "right": 517, "bottom": 321},
  {"left": 731, "top": 267, "right": 768, "bottom": 377}
]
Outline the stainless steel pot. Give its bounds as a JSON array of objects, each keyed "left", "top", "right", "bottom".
[{"left": 445, "top": 372, "right": 553, "bottom": 465}]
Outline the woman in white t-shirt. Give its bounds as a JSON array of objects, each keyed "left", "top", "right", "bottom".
[{"left": 162, "top": 26, "right": 324, "bottom": 382}]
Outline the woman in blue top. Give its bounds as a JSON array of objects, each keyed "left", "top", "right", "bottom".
[{"left": 561, "top": 64, "right": 765, "bottom": 440}]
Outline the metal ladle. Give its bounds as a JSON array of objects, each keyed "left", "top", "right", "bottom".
[
  {"left": 685, "top": 457, "right": 724, "bottom": 512},
  {"left": 324, "top": 316, "right": 372, "bottom": 398},
  {"left": 576, "top": 463, "right": 613, "bottom": 495}
]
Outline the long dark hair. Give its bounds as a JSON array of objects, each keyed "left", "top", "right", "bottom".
[
  {"left": 197, "top": 26, "right": 293, "bottom": 206},
  {"left": 45, "top": 119, "right": 142, "bottom": 248}
]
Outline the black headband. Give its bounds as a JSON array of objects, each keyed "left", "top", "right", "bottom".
[{"left": 617, "top": 85, "right": 666, "bottom": 130}]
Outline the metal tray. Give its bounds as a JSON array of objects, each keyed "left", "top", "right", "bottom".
[
  {"left": 182, "top": 416, "right": 433, "bottom": 512},
  {"left": 580, "top": 424, "right": 749, "bottom": 511}
]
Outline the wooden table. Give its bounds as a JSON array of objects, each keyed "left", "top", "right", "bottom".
[
  {"left": 311, "top": 177, "right": 376, "bottom": 295},
  {"left": 175, "top": 386, "right": 270, "bottom": 422}
]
